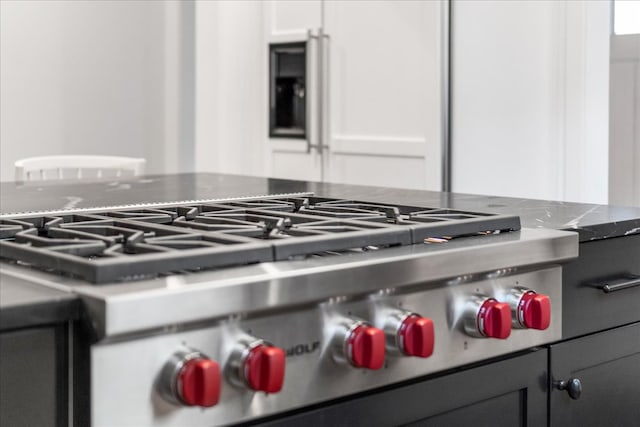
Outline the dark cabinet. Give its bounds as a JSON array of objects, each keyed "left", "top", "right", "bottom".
[
  {"left": 259, "top": 349, "right": 548, "bottom": 427},
  {"left": 0, "top": 279, "right": 77, "bottom": 427},
  {"left": 549, "top": 322, "right": 640, "bottom": 427},
  {"left": 562, "top": 234, "right": 640, "bottom": 340},
  {"left": 0, "top": 325, "right": 68, "bottom": 427}
]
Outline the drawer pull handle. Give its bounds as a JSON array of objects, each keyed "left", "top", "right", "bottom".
[
  {"left": 555, "top": 377, "right": 582, "bottom": 400},
  {"left": 599, "top": 275, "right": 640, "bottom": 293}
]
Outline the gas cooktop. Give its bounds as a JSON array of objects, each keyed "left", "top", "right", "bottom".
[
  {"left": 0, "top": 197, "right": 520, "bottom": 283},
  {"left": 0, "top": 193, "right": 579, "bottom": 427}
]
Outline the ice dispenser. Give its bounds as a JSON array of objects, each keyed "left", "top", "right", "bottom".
[{"left": 269, "top": 42, "right": 306, "bottom": 138}]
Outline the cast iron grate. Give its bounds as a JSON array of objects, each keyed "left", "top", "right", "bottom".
[{"left": 0, "top": 197, "right": 520, "bottom": 283}]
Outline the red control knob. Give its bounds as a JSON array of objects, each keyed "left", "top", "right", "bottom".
[
  {"left": 478, "top": 299, "right": 511, "bottom": 339},
  {"left": 518, "top": 291, "right": 551, "bottom": 330},
  {"left": 243, "top": 344, "right": 286, "bottom": 393},
  {"left": 348, "top": 325, "right": 385, "bottom": 369},
  {"left": 398, "top": 315, "right": 435, "bottom": 358},
  {"left": 178, "top": 358, "right": 221, "bottom": 407}
]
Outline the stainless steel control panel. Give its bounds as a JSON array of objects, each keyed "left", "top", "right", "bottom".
[{"left": 91, "top": 267, "right": 561, "bottom": 427}]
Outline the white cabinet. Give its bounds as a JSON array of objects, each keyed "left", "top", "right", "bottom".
[
  {"left": 609, "top": 34, "right": 640, "bottom": 207},
  {"left": 265, "top": 0, "right": 444, "bottom": 190},
  {"left": 265, "top": 1, "right": 323, "bottom": 182},
  {"left": 197, "top": 1, "right": 614, "bottom": 201},
  {"left": 195, "top": 1, "right": 444, "bottom": 190},
  {"left": 451, "top": 0, "right": 611, "bottom": 203},
  {"left": 266, "top": 0, "right": 322, "bottom": 38}
]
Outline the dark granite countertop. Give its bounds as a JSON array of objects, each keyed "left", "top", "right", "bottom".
[
  {"left": 1, "top": 172, "right": 639, "bottom": 329},
  {"left": 2, "top": 172, "right": 639, "bottom": 242}
]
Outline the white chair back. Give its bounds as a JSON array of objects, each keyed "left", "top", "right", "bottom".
[{"left": 14, "top": 155, "right": 146, "bottom": 182}]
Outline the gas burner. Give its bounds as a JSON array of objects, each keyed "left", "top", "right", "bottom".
[{"left": 0, "top": 197, "right": 520, "bottom": 283}]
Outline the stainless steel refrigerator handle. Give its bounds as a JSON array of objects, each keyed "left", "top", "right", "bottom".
[
  {"left": 320, "top": 32, "right": 331, "bottom": 153},
  {"left": 306, "top": 29, "right": 319, "bottom": 154},
  {"left": 441, "top": 0, "right": 451, "bottom": 192},
  {"left": 307, "top": 27, "right": 330, "bottom": 177},
  {"left": 318, "top": 29, "right": 331, "bottom": 181},
  {"left": 317, "top": 29, "right": 330, "bottom": 157}
]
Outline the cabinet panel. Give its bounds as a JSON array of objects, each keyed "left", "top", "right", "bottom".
[
  {"left": 264, "top": 0, "right": 443, "bottom": 189},
  {"left": 562, "top": 234, "right": 640, "bottom": 339},
  {"left": 323, "top": 0, "right": 442, "bottom": 190},
  {"left": 265, "top": 1, "right": 323, "bottom": 181},
  {"left": 258, "top": 349, "right": 547, "bottom": 427},
  {"left": 0, "top": 326, "right": 67, "bottom": 427},
  {"left": 404, "top": 392, "right": 522, "bottom": 427},
  {"left": 330, "top": 153, "right": 427, "bottom": 190},
  {"left": 266, "top": 0, "right": 321, "bottom": 39},
  {"left": 550, "top": 322, "right": 640, "bottom": 427},
  {"left": 324, "top": 1, "right": 438, "bottom": 138},
  {"left": 271, "top": 147, "right": 323, "bottom": 181}
]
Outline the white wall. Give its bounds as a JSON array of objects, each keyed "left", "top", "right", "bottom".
[
  {"left": 609, "top": 34, "right": 640, "bottom": 207},
  {"left": 452, "top": 0, "right": 610, "bottom": 204},
  {"left": 0, "top": 0, "right": 193, "bottom": 182},
  {"left": 194, "top": 1, "right": 267, "bottom": 177}
]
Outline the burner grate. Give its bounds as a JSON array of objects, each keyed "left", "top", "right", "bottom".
[{"left": 0, "top": 197, "right": 520, "bottom": 283}]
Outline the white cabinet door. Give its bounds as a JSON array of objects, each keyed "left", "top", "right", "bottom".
[
  {"left": 265, "top": 0, "right": 321, "bottom": 39},
  {"left": 323, "top": 0, "right": 443, "bottom": 190},
  {"left": 451, "top": 1, "right": 610, "bottom": 203},
  {"left": 265, "top": 0, "right": 323, "bottom": 181},
  {"left": 264, "top": 0, "right": 443, "bottom": 189}
]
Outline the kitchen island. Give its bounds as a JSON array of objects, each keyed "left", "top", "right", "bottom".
[{"left": 1, "top": 173, "right": 639, "bottom": 426}]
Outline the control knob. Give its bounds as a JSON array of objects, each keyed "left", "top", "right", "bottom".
[
  {"left": 463, "top": 295, "right": 511, "bottom": 339},
  {"left": 158, "top": 348, "right": 221, "bottom": 408},
  {"left": 504, "top": 287, "right": 551, "bottom": 330},
  {"left": 383, "top": 311, "right": 435, "bottom": 358},
  {"left": 227, "top": 336, "right": 285, "bottom": 393},
  {"left": 332, "top": 317, "right": 385, "bottom": 369}
]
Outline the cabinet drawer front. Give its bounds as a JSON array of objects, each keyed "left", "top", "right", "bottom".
[
  {"left": 259, "top": 349, "right": 548, "bottom": 427},
  {"left": 562, "top": 234, "right": 640, "bottom": 338}
]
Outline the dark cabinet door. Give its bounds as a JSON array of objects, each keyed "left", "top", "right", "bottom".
[
  {"left": 550, "top": 322, "right": 640, "bottom": 427},
  {"left": 257, "top": 349, "right": 547, "bottom": 427},
  {"left": 562, "top": 234, "right": 640, "bottom": 340},
  {"left": 0, "top": 325, "right": 67, "bottom": 427}
]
